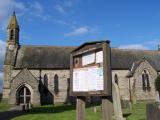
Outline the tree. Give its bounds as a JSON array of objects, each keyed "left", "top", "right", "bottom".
[{"left": 155, "top": 75, "right": 160, "bottom": 94}]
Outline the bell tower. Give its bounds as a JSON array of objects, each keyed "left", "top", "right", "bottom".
[
  {"left": 7, "top": 11, "right": 20, "bottom": 49},
  {"left": 2, "top": 11, "right": 20, "bottom": 102}
]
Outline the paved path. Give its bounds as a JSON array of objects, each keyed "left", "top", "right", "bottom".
[{"left": 0, "top": 106, "right": 24, "bottom": 120}]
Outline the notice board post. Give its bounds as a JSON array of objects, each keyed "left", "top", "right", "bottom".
[{"left": 70, "top": 41, "right": 112, "bottom": 120}]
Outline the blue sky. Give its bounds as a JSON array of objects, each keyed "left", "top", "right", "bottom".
[
  {"left": 1, "top": 0, "right": 160, "bottom": 49},
  {"left": 0, "top": 0, "right": 160, "bottom": 91}
]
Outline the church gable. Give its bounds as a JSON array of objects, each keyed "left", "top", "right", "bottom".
[
  {"left": 128, "top": 59, "right": 157, "bottom": 77},
  {"left": 11, "top": 68, "right": 38, "bottom": 89},
  {"left": 9, "top": 68, "right": 40, "bottom": 105},
  {"left": 137, "top": 60, "right": 157, "bottom": 74},
  {"left": 131, "top": 59, "right": 157, "bottom": 101}
]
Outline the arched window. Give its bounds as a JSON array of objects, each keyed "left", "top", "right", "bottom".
[
  {"left": 44, "top": 74, "right": 48, "bottom": 88},
  {"left": 142, "top": 70, "right": 150, "bottom": 91},
  {"left": 54, "top": 74, "right": 59, "bottom": 95},
  {"left": 114, "top": 74, "right": 118, "bottom": 85},
  {"left": 10, "top": 30, "right": 14, "bottom": 40},
  {"left": 17, "top": 86, "right": 31, "bottom": 105}
]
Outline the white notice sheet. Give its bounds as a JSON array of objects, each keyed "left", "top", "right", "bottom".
[
  {"left": 73, "top": 66, "right": 104, "bottom": 92},
  {"left": 96, "top": 51, "right": 103, "bottom": 63},
  {"left": 82, "top": 52, "right": 95, "bottom": 66}
]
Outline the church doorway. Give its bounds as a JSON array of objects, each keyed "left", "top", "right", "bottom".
[{"left": 17, "top": 86, "right": 31, "bottom": 105}]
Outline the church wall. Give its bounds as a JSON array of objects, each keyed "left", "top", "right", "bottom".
[
  {"left": 11, "top": 70, "right": 21, "bottom": 80},
  {"left": 2, "top": 65, "right": 12, "bottom": 100},
  {"left": 133, "top": 60, "right": 157, "bottom": 101},
  {"left": 112, "top": 70, "right": 130, "bottom": 101},
  {"left": 9, "top": 69, "right": 40, "bottom": 105},
  {"left": 9, "top": 65, "right": 158, "bottom": 105},
  {"left": 41, "top": 70, "right": 70, "bottom": 103},
  {"left": 11, "top": 69, "right": 70, "bottom": 104}
]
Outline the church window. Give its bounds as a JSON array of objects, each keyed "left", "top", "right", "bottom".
[
  {"left": 10, "top": 30, "right": 14, "bottom": 40},
  {"left": 67, "top": 78, "right": 70, "bottom": 91},
  {"left": 43, "top": 74, "right": 49, "bottom": 94},
  {"left": 44, "top": 74, "right": 48, "bottom": 88},
  {"left": 54, "top": 74, "right": 59, "bottom": 95},
  {"left": 142, "top": 70, "right": 151, "bottom": 91},
  {"left": 114, "top": 74, "right": 119, "bottom": 85}
]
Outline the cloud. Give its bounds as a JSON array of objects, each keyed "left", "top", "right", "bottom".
[
  {"left": 55, "top": 4, "right": 66, "bottom": 14},
  {"left": 65, "top": 26, "right": 90, "bottom": 36},
  {"left": 54, "top": 0, "right": 76, "bottom": 15},
  {"left": 118, "top": 44, "right": 147, "bottom": 50},
  {"left": 28, "top": 1, "right": 43, "bottom": 13},
  {"left": 13, "top": 1, "right": 26, "bottom": 11},
  {"left": 64, "top": 1, "right": 73, "bottom": 7},
  {"left": 0, "top": 0, "right": 13, "bottom": 20},
  {"left": 0, "top": 72, "right": 3, "bottom": 93},
  {"left": 0, "top": 0, "right": 26, "bottom": 30},
  {"left": 0, "top": 40, "right": 6, "bottom": 60},
  {"left": 0, "top": 40, "right": 6, "bottom": 71},
  {"left": 145, "top": 39, "right": 160, "bottom": 45},
  {"left": 0, "top": 40, "right": 6, "bottom": 93}
]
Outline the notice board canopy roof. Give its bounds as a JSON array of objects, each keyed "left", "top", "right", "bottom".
[{"left": 71, "top": 40, "right": 110, "bottom": 53}]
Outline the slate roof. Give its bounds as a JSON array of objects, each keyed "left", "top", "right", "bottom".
[
  {"left": 111, "top": 49, "right": 160, "bottom": 71},
  {"left": 14, "top": 45, "right": 76, "bottom": 69},
  {"left": 11, "top": 45, "right": 160, "bottom": 71}
]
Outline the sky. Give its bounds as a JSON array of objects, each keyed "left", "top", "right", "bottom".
[{"left": 1, "top": 0, "right": 160, "bottom": 92}]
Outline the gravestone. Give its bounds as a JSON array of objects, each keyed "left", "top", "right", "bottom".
[
  {"left": 155, "top": 91, "right": 160, "bottom": 102},
  {"left": 112, "top": 82, "right": 126, "bottom": 120}
]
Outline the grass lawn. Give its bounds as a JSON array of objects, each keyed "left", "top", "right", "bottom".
[
  {"left": 124, "top": 102, "right": 147, "bottom": 120},
  {"left": 12, "top": 105, "right": 102, "bottom": 120},
  {"left": 0, "top": 102, "right": 147, "bottom": 120},
  {"left": 0, "top": 102, "right": 12, "bottom": 112}
]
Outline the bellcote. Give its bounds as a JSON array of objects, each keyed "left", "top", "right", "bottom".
[
  {"left": 7, "top": 11, "right": 20, "bottom": 48},
  {"left": 7, "top": 11, "right": 19, "bottom": 30}
]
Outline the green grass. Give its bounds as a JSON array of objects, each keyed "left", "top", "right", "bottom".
[
  {"left": 0, "top": 102, "right": 147, "bottom": 120},
  {"left": 12, "top": 105, "right": 102, "bottom": 120},
  {"left": 0, "top": 102, "right": 12, "bottom": 112},
  {"left": 124, "top": 102, "right": 147, "bottom": 120}
]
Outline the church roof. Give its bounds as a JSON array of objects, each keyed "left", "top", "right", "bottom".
[
  {"left": 7, "top": 11, "right": 19, "bottom": 30},
  {"left": 111, "top": 49, "right": 160, "bottom": 71},
  {"left": 12, "top": 45, "right": 160, "bottom": 71},
  {"left": 14, "top": 45, "right": 75, "bottom": 69}
]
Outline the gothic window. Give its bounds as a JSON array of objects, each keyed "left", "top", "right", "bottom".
[
  {"left": 67, "top": 78, "right": 70, "bottom": 92},
  {"left": 43, "top": 74, "right": 49, "bottom": 94},
  {"left": 114, "top": 74, "right": 118, "bottom": 85},
  {"left": 10, "top": 30, "right": 14, "bottom": 40},
  {"left": 142, "top": 70, "right": 151, "bottom": 91},
  {"left": 44, "top": 74, "right": 48, "bottom": 88},
  {"left": 54, "top": 74, "right": 59, "bottom": 95},
  {"left": 18, "top": 86, "right": 31, "bottom": 105}
]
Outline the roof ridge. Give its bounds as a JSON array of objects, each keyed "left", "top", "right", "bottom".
[
  {"left": 20, "top": 45, "right": 77, "bottom": 48},
  {"left": 112, "top": 48, "right": 160, "bottom": 52}
]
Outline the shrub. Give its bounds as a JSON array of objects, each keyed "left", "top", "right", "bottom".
[
  {"left": 155, "top": 75, "right": 160, "bottom": 93},
  {"left": 0, "top": 93, "right": 2, "bottom": 102}
]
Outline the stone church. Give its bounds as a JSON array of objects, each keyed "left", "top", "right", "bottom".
[{"left": 2, "top": 12, "right": 160, "bottom": 106}]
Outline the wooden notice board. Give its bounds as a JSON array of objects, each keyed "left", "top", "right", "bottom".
[{"left": 70, "top": 41, "right": 112, "bottom": 96}]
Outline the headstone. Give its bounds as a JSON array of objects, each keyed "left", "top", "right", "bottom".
[
  {"left": 93, "top": 106, "right": 97, "bottom": 113},
  {"left": 155, "top": 91, "right": 160, "bottom": 102},
  {"left": 112, "top": 82, "right": 126, "bottom": 120}
]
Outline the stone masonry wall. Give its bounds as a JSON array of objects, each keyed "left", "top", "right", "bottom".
[
  {"left": 11, "top": 69, "right": 70, "bottom": 104},
  {"left": 9, "top": 63, "right": 158, "bottom": 105},
  {"left": 112, "top": 70, "right": 130, "bottom": 101},
  {"left": 133, "top": 60, "right": 157, "bottom": 101}
]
